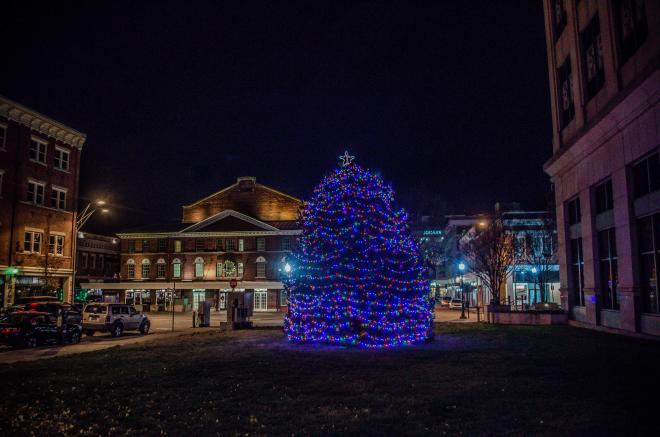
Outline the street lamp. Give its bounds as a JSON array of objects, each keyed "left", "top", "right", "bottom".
[
  {"left": 531, "top": 267, "right": 538, "bottom": 305},
  {"left": 71, "top": 200, "right": 109, "bottom": 304},
  {"left": 458, "top": 262, "right": 466, "bottom": 319}
]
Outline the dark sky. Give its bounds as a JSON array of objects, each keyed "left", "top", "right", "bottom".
[{"left": 3, "top": 0, "right": 552, "bottom": 232}]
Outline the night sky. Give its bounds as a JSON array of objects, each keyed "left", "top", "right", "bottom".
[{"left": 3, "top": 1, "right": 551, "bottom": 233}]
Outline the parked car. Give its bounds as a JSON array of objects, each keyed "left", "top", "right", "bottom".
[
  {"left": 449, "top": 299, "right": 463, "bottom": 309},
  {"left": 19, "top": 302, "right": 82, "bottom": 326},
  {"left": 0, "top": 311, "right": 82, "bottom": 348},
  {"left": 439, "top": 296, "right": 453, "bottom": 307},
  {"left": 82, "top": 304, "right": 150, "bottom": 337}
]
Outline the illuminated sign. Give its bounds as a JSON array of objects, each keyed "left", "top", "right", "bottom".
[{"left": 422, "top": 230, "right": 443, "bottom": 236}]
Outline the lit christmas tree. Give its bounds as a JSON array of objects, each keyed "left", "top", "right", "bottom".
[{"left": 284, "top": 152, "right": 434, "bottom": 348}]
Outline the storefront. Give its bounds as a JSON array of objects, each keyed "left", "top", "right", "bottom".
[{"left": 15, "top": 276, "right": 64, "bottom": 301}]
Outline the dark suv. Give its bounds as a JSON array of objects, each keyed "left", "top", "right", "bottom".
[
  {"left": 83, "top": 304, "right": 150, "bottom": 337},
  {"left": 19, "top": 302, "right": 83, "bottom": 326},
  {"left": 0, "top": 311, "right": 82, "bottom": 348}
]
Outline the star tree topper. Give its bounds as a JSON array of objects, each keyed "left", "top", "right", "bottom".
[{"left": 339, "top": 150, "right": 355, "bottom": 167}]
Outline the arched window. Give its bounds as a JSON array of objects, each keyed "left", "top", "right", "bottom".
[
  {"left": 126, "top": 258, "right": 135, "bottom": 279},
  {"left": 141, "top": 259, "right": 151, "bottom": 278},
  {"left": 194, "top": 257, "right": 204, "bottom": 278},
  {"left": 156, "top": 258, "right": 166, "bottom": 278},
  {"left": 256, "top": 256, "right": 266, "bottom": 278},
  {"left": 224, "top": 260, "right": 236, "bottom": 277},
  {"left": 172, "top": 258, "right": 182, "bottom": 279}
]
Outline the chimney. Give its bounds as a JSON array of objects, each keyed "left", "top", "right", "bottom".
[{"left": 237, "top": 176, "right": 256, "bottom": 192}]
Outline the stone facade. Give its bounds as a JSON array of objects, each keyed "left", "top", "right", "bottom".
[
  {"left": 0, "top": 95, "right": 85, "bottom": 306},
  {"left": 542, "top": 0, "right": 660, "bottom": 335},
  {"left": 83, "top": 177, "right": 301, "bottom": 313}
]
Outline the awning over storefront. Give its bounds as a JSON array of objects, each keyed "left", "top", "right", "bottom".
[{"left": 79, "top": 281, "right": 285, "bottom": 290}]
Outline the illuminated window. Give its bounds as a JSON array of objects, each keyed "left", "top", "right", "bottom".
[
  {"left": 50, "top": 186, "right": 67, "bottom": 209},
  {"left": 256, "top": 238, "right": 266, "bottom": 251},
  {"left": 141, "top": 259, "right": 151, "bottom": 278},
  {"left": 24, "top": 231, "right": 43, "bottom": 253},
  {"left": 238, "top": 239, "right": 244, "bottom": 252},
  {"left": 216, "top": 262, "right": 223, "bottom": 278},
  {"left": 237, "top": 262, "right": 244, "bottom": 277},
  {"left": 54, "top": 147, "right": 70, "bottom": 171},
  {"left": 280, "top": 289, "right": 288, "bottom": 306},
  {"left": 172, "top": 258, "right": 182, "bottom": 278},
  {"left": 27, "top": 180, "right": 45, "bottom": 205},
  {"left": 29, "top": 137, "right": 47, "bottom": 163},
  {"left": 127, "top": 259, "right": 135, "bottom": 279},
  {"left": 174, "top": 240, "right": 182, "bottom": 253},
  {"left": 194, "top": 257, "right": 204, "bottom": 278},
  {"left": 48, "top": 235, "right": 64, "bottom": 255}
]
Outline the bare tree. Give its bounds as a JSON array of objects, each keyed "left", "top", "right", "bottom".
[{"left": 461, "top": 217, "right": 516, "bottom": 305}]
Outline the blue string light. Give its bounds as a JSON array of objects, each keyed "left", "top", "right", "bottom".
[{"left": 284, "top": 158, "right": 434, "bottom": 348}]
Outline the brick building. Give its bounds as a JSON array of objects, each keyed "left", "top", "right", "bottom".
[
  {"left": 0, "top": 95, "right": 86, "bottom": 307},
  {"left": 81, "top": 177, "right": 301, "bottom": 312},
  {"left": 75, "top": 232, "right": 121, "bottom": 303},
  {"left": 542, "top": 1, "right": 660, "bottom": 335}
]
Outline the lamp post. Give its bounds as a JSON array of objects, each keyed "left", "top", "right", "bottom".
[
  {"left": 531, "top": 266, "right": 538, "bottom": 305},
  {"left": 71, "top": 200, "right": 109, "bottom": 304},
  {"left": 458, "top": 262, "right": 466, "bottom": 320}
]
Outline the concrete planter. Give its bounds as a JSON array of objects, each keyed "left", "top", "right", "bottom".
[{"left": 490, "top": 309, "right": 568, "bottom": 325}]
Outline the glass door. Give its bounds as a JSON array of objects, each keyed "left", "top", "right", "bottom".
[{"left": 254, "top": 290, "right": 267, "bottom": 311}]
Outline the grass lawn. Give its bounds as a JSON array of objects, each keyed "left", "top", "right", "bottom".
[{"left": 1, "top": 324, "right": 658, "bottom": 436}]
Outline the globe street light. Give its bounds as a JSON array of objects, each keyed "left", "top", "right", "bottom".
[{"left": 458, "top": 262, "right": 467, "bottom": 319}]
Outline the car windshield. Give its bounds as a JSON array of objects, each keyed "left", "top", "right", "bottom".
[
  {"left": 84, "top": 305, "right": 107, "bottom": 314},
  {"left": 452, "top": 300, "right": 462, "bottom": 303}
]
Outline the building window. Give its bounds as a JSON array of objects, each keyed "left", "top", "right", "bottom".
[
  {"left": 256, "top": 237, "right": 266, "bottom": 252},
  {"left": 557, "top": 57, "right": 575, "bottom": 129},
  {"left": 127, "top": 259, "right": 135, "bottom": 279},
  {"left": 567, "top": 197, "right": 581, "bottom": 225},
  {"left": 54, "top": 147, "right": 70, "bottom": 171},
  {"left": 50, "top": 187, "right": 67, "bottom": 210},
  {"left": 24, "top": 231, "right": 43, "bottom": 253},
  {"left": 598, "top": 228, "right": 619, "bottom": 310},
  {"left": 632, "top": 152, "right": 660, "bottom": 199},
  {"left": 281, "top": 237, "right": 291, "bottom": 251},
  {"left": 216, "top": 239, "right": 223, "bottom": 251},
  {"left": 141, "top": 259, "right": 151, "bottom": 278},
  {"left": 48, "top": 235, "right": 64, "bottom": 255},
  {"left": 172, "top": 259, "right": 182, "bottom": 278},
  {"left": 570, "top": 238, "right": 585, "bottom": 306},
  {"left": 616, "top": 0, "right": 647, "bottom": 63},
  {"left": 256, "top": 256, "right": 266, "bottom": 278},
  {"left": 237, "top": 262, "right": 244, "bottom": 277},
  {"left": 280, "top": 289, "right": 288, "bottom": 306},
  {"left": 157, "top": 259, "right": 166, "bottom": 278},
  {"left": 581, "top": 14, "right": 605, "bottom": 101},
  {"left": 639, "top": 213, "right": 660, "bottom": 313},
  {"left": 99, "top": 254, "right": 104, "bottom": 270},
  {"left": 216, "top": 262, "right": 223, "bottom": 278},
  {"left": 0, "top": 123, "right": 6, "bottom": 149},
  {"left": 238, "top": 239, "right": 244, "bottom": 252},
  {"left": 29, "top": 138, "right": 47, "bottom": 163},
  {"left": 142, "top": 240, "right": 150, "bottom": 253},
  {"left": 27, "top": 180, "right": 45, "bottom": 205},
  {"left": 594, "top": 179, "right": 613, "bottom": 213},
  {"left": 174, "top": 240, "right": 182, "bottom": 253},
  {"left": 157, "top": 239, "right": 167, "bottom": 252},
  {"left": 254, "top": 290, "right": 268, "bottom": 311},
  {"left": 195, "top": 239, "right": 205, "bottom": 252},
  {"left": 82, "top": 253, "right": 88, "bottom": 268},
  {"left": 90, "top": 254, "right": 96, "bottom": 269},
  {"left": 224, "top": 260, "right": 236, "bottom": 277},
  {"left": 551, "top": 0, "right": 567, "bottom": 41},
  {"left": 226, "top": 239, "right": 236, "bottom": 252},
  {"left": 194, "top": 257, "right": 204, "bottom": 278},
  {"left": 127, "top": 240, "right": 136, "bottom": 253}
]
